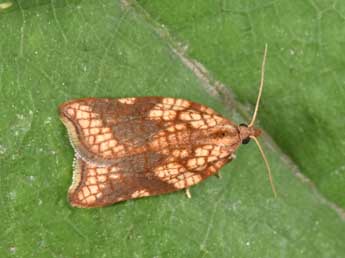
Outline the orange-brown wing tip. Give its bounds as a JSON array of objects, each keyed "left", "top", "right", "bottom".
[
  {"left": 68, "top": 191, "right": 102, "bottom": 208},
  {"left": 58, "top": 99, "right": 77, "bottom": 118},
  {"left": 66, "top": 157, "right": 117, "bottom": 208},
  {"left": 59, "top": 104, "right": 85, "bottom": 159},
  {"left": 67, "top": 157, "right": 102, "bottom": 208},
  {"left": 58, "top": 102, "right": 66, "bottom": 115}
]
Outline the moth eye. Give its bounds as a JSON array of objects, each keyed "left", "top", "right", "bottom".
[{"left": 242, "top": 137, "right": 251, "bottom": 144}]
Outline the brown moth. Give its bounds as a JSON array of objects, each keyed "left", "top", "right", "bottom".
[{"left": 59, "top": 45, "right": 275, "bottom": 208}]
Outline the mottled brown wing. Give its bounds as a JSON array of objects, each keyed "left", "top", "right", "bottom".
[
  {"left": 59, "top": 97, "right": 237, "bottom": 165},
  {"left": 69, "top": 153, "right": 230, "bottom": 208}
]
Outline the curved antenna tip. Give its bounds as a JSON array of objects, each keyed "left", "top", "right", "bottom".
[{"left": 248, "top": 45, "right": 268, "bottom": 128}]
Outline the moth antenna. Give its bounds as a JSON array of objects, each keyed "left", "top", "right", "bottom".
[
  {"left": 248, "top": 44, "right": 268, "bottom": 127},
  {"left": 250, "top": 135, "right": 277, "bottom": 198}
]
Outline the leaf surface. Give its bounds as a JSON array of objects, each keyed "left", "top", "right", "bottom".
[{"left": 0, "top": 1, "right": 344, "bottom": 257}]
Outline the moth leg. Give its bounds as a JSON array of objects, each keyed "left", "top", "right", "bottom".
[
  {"left": 215, "top": 171, "right": 222, "bottom": 179},
  {"left": 215, "top": 154, "right": 236, "bottom": 178},
  {"left": 185, "top": 188, "right": 192, "bottom": 199}
]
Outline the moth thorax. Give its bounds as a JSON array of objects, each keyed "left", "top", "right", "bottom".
[{"left": 191, "top": 126, "right": 239, "bottom": 146}]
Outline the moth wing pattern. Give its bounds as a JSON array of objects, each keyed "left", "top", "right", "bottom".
[
  {"left": 59, "top": 97, "right": 233, "bottom": 163},
  {"left": 60, "top": 97, "right": 242, "bottom": 207},
  {"left": 69, "top": 154, "right": 230, "bottom": 208}
]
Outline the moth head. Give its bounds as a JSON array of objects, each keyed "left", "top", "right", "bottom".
[
  {"left": 238, "top": 123, "right": 261, "bottom": 145},
  {"left": 235, "top": 44, "right": 277, "bottom": 198}
]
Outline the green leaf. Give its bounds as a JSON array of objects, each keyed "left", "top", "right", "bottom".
[
  {"left": 137, "top": 0, "right": 345, "bottom": 208},
  {"left": 0, "top": 1, "right": 344, "bottom": 257}
]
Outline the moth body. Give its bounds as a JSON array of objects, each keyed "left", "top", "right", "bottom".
[{"left": 59, "top": 97, "right": 259, "bottom": 207}]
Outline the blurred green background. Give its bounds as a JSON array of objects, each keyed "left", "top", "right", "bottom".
[{"left": 1, "top": 0, "right": 344, "bottom": 257}]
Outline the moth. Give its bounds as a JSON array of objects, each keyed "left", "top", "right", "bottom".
[{"left": 59, "top": 45, "right": 276, "bottom": 208}]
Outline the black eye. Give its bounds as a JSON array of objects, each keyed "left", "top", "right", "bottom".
[{"left": 242, "top": 137, "right": 250, "bottom": 144}]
